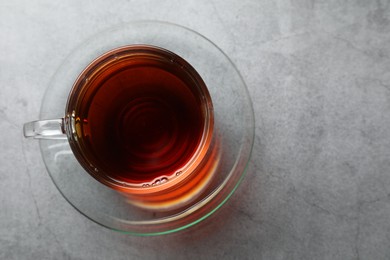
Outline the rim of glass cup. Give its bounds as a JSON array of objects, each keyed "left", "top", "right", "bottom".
[
  {"left": 38, "top": 20, "right": 255, "bottom": 236},
  {"left": 65, "top": 45, "right": 215, "bottom": 194}
]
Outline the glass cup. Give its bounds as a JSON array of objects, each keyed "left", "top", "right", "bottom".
[
  {"left": 23, "top": 21, "right": 254, "bottom": 235},
  {"left": 24, "top": 45, "right": 216, "bottom": 211}
]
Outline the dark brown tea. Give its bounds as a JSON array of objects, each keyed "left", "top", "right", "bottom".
[{"left": 66, "top": 46, "right": 213, "bottom": 191}]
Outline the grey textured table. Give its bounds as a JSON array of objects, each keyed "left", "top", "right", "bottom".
[{"left": 2, "top": 1, "right": 390, "bottom": 259}]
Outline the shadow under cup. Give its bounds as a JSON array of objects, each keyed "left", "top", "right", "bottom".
[{"left": 65, "top": 45, "right": 215, "bottom": 210}]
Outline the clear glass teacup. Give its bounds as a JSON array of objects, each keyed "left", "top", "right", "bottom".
[{"left": 23, "top": 21, "right": 254, "bottom": 235}]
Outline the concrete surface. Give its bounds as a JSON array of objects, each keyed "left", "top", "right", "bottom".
[{"left": 1, "top": 0, "right": 390, "bottom": 259}]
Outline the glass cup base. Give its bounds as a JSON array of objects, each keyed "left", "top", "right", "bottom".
[{"left": 39, "top": 21, "right": 254, "bottom": 236}]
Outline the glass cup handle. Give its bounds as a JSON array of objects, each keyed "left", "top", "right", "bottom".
[{"left": 23, "top": 119, "right": 67, "bottom": 139}]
